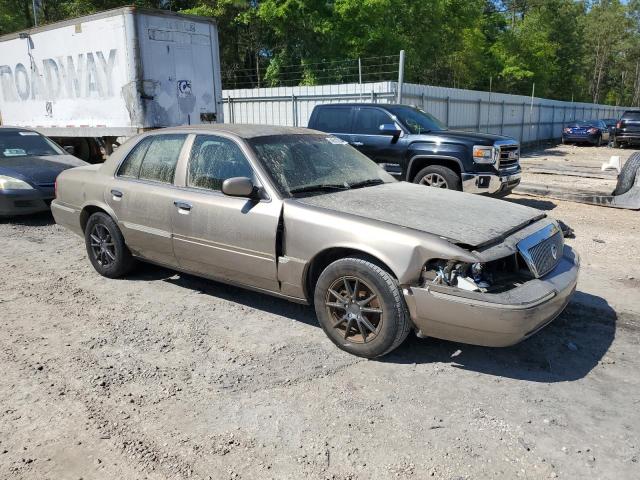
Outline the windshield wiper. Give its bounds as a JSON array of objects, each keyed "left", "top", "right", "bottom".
[
  {"left": 289, "top": 183, "right": 349, "bottom": 195},
  {"left": 348, "top": 178, "right": 385, "bottom": 189}
]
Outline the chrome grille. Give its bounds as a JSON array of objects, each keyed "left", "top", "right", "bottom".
[
  {"left": 498, "top": 144, "right": 520, "bottom": 172},
  {"left": 517, "top": 224, "right": 564, "bottom": 278}
]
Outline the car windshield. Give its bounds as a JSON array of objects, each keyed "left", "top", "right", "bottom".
[
  {"left": 247, "top": 134, "right": 395, "bottom": 197},
  {"left": 0, "top": 130, "right": 64, "bottom": 158},
  {"left": 387, "top": 106, "right": 447, "bottom": 134}
]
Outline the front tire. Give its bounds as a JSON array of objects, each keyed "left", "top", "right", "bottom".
[
  {"left": 314, "top": 257, "right": 411, "bottom": 358},
  {"left": 85, "top": 212, "right": 134, "bottom": 278},
  {"left": 413, "top": 165, "right": 461, "bottom": 190}
]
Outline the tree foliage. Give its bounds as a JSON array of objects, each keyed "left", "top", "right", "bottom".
[{"left": 1, "top": 0, "right": 639, "bottom": 105}]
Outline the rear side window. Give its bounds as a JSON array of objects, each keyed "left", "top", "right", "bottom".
[
  {"left": 118, "top": 134, "right": 186, "bottom": 184},
  {"left": 313, "top": 107, "right": 352, "bottom": 133},
  {"left": 353, "top": 108, "right": 394, "bottom": 135},
  {"left": 187, "top": 135, "right": 254, "bottom": 191}
]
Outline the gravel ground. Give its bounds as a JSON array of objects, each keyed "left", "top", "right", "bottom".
[{"left": 1, "top": 145, "right": 640, "bottom": 479}]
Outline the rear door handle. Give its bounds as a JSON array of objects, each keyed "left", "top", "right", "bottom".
[
  {"left": 174, "top": 201, "right": 192, "bottom": 212},
  {"left": 350, "top": 141, "right": 364, "bottom": 147},
  {"left": 110, "top": 189, "right": 123, "bottom": 200}
]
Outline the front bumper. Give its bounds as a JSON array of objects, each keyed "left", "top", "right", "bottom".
[
  {"left": 403, "top": 246, "right": 579, "bottom": 347},
  {"left": 614, "top": 132, "right": 640, "bottom": 143},
  {"left": 0, "top": 188, "right": 53, "bottom": 216},
  {"left": 461, "top": 171, "right": 521, "bottom": 195}
]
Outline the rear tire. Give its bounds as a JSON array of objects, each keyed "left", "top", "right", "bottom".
[
  {"left": 413, "top": 165, "right": 461, "bottom": 191},
  {"left": 314, "top": 257, "right": 411, "bottom": 358},
  {"left": 613, "top": 152, "right": 640, "bottom": 196},
  {"left": 85, "top": 212, "right": 135, "bottom": 278}
]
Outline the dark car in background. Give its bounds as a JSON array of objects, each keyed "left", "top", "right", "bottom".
[
  {"left": 612, "top": 110, "right": 640, "bottom": 147},
  {"left": 562, "top": 120, "right": 610, "bottom": 146},
  {"left": 308, "top": 104, "right": 521, "bottom": 197},
  {"left": 0, "top": 127, "right": 87, "bottom": 216},
  {"left": 602, "top": 118, "right": 617, "bottom": 131}
]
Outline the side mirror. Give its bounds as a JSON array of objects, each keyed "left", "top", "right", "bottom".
[
  {"left": 222, "top": 177, "right": 256, "bottom": 198},
  {"left": 63, "top": 145, "right": 75, "bottom": 155},
  {"left": 379, "top": 123, "right": 402, "bottom": 138}
]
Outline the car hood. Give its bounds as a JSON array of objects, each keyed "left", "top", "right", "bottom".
[
  {"left": 0, "top": 155, "right": 87, "bottom": 185},
  {"left": 294, "top": 182, "right": 545, "bottom": 248},
  {"left": 410, "top": 130, "right": 515, "bottom": 146}
]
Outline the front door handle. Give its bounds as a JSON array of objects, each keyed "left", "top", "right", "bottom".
[
  {"left": 110, "top": 189, "right": 123, "bottom": 200},
  {"left": 350, "top": 141, "right": 364, "bottom": 147},
  {"left": 174, "top": 201, "right": 192, "bottom": 212}
]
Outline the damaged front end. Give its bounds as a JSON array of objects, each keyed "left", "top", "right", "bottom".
[{"left": 404, "top": 221, "right": 579, "bottom": 347}]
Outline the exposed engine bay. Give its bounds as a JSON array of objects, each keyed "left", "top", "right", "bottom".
[{"left": 421, "top": 254, "right": 532, "bottom": 293}]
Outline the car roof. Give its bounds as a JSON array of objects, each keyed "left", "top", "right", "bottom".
[
  {"left": 314, "top": 103, "right": 409, "bottom": 109},
  {"left": 152, "top": 124, "right": 324, "bottom": 139},
  {"left": 0, "top": 126, "right": 41, "bottom": 134}
]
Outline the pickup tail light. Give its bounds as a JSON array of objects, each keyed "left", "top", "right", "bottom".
[{"left": 616, "top": 121, "right": 622, "bottom": 129}]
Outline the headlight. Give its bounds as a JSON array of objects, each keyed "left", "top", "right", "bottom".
[
  {"left": 0, "top": 175, "right": 34, "bottom": 190},
  {"left": 472, "top": 145, "right": 497, "bottom": 164}
]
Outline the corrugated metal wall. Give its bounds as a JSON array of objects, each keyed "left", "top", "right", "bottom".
[{"left": 222, "top": 81, "right": 624, "bottom": 143}]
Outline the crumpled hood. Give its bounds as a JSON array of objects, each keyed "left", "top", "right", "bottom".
[
  {"left": 295, "top": 182, "right": 545, "bottom": 248},
  {"left": 0, "top": 154, "right": 87, "bottom": 185}
]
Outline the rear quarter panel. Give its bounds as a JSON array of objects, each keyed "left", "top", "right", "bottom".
[{"left": 52, "top": 165, "right": 112, "bottom": 236}]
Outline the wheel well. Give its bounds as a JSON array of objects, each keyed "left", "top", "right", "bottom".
[
  {"left": 408, "top": 157, "right": 461, "bottom": 182},
  {"left": 80, "top": 205, "right": 108, "bottom": 232},
  {"left": 304, "top": 247, "right": 395, "bottom": 302}
]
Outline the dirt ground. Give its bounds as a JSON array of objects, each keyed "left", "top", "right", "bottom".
[{"left": 1, "top": 145, "right": 640, "bottom": 480}]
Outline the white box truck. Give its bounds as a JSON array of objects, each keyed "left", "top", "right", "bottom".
[{"left": 0, "top": 7, "right": 223, "bottom": 161}]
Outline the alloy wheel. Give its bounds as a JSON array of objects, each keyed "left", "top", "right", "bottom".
[
  {"left": 324, "top": 276, "right": 383, "bottom": 344},
  {"left": 89, "top": 223, "right": 116, "bottom": 267},
  {"left": 419, "top": 173, "right": 448, "bottom": 188}
]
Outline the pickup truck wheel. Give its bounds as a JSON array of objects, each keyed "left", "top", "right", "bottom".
[
  {"left": 414, "top": 165, "right": 461, "bottom": 190},
  {"left": 85, "top": 212, "right": 134, "bottom": 278},
  {"left": 314, "top": 257, "right": 411, "bottom": 358}
]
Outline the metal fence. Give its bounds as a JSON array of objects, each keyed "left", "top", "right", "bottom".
[{"left": 222, "top": 81, "right": 625, "bottom": 144}]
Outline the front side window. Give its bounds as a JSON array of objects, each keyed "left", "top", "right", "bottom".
[
  {"left": 313, "top": 107, "right": 353, "bottom": 133},
  {"left": 0, "top": 130, "right": 63, "bottom": 158},
  {"left": 117, "top": 134, "right": 186, "bottom": 184},
  {"left": 187, "top": 135, "right": 254, "bottom": 191},
  {"left": 387, "top": 106, "right": 447, "bottom": 134},
  {"left": 353, "top": 108, "right": 395, "bottom": 135}
]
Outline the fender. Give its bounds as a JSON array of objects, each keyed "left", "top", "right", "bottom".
[{"left": 406, "top": 154, "right": 464, "bottom": 181}]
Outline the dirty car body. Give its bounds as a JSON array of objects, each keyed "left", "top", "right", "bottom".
[{"left": 52, "top": 125, "right": 579, "bottom": 356}]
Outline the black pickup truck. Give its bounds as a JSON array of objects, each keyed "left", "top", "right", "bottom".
[{"left": 308, "top": 103, "right": 522, "bottom": 196}]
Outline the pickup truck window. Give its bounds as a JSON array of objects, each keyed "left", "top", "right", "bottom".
[
  {"left": 313, "top": 107, "right": 352, "bottom": 133},
  {"left": 187, "top": 135, "right": 254, "bottom": 191},
  {"left": 387, "top": 106, "right": 446, "bottom": 134},
  {"left": 622, "top": 111, "right": 640, "bottom": 120},
  {"left": 353, "top": 108, "right": 395, "bottom": 135}
]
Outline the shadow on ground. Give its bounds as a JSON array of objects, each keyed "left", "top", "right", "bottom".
[
  {"left": 503, "top": 196, "right": 557, "bottom": 211},
  {"left": 0, "top": 211, "right": 55, "bottom": 226},
  {"left": 129, "top": 263, "right": 615, "bottom": 383},
  {"left": 384, "top": 290, "right": 616, "bottom": 383}
]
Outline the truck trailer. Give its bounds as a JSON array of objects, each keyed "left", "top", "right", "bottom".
[{"left": 0, "top": 7, "right": 223, "bottom": 162}]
